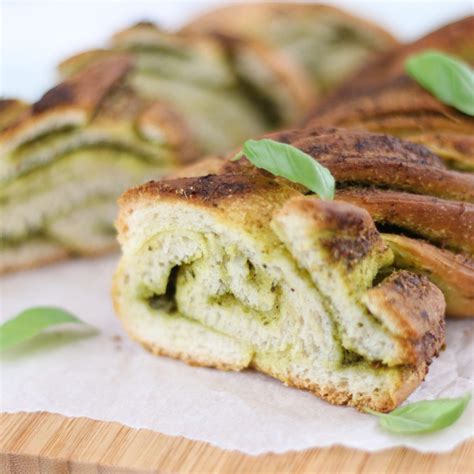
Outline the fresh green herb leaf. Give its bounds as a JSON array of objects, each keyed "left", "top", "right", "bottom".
[
  {"left": 231, "top": 139, "right": 335, "bottom": 200},
  {"left": 405, "top": 50, "right": 474, "bottom": 116},
  {"left": 366, "top": 394, "right": 472, "bottom": 434},
  {"left": 0, "top": 306, "right": 90, "bottom": 351}
]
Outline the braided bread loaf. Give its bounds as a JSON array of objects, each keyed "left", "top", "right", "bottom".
[{"left": 0, "top": 57, "right": 195, "bottom": 272}]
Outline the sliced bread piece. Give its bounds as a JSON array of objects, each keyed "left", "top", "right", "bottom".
[{"left": 113, "top": 174, "right": 444, "bottom": 412}]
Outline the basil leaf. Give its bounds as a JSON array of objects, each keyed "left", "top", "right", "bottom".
[
  {"left": 405, "top": 50, "right": 474, "bottom": 116},
  {"left": 233, "top": 139, "right": 335, "bottom": 200},
  {"left": 366, "top": 394, "right": 472, "bottom": 434},
  {"left": 0, "top": 306, "right": 90, "bottom": 351}
]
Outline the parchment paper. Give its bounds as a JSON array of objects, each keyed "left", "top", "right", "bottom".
[{"left": 1, "top": 255, "right": 473, "bottom": 454}]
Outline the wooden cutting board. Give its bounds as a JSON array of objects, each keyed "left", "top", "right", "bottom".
[{"left": 0, "top": 412, "right": 472, "bottom": 473}]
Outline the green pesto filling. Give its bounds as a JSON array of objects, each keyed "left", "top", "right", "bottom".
[{"left": 140, "top": 258, "right": 385, "bottom": 371}]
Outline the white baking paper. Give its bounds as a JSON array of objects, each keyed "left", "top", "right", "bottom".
[{"left": 1, "top": 255, "right": 473, "bottom": 454}]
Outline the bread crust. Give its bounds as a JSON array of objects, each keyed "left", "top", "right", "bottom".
[
  {"left": 59, "top": 20, "right": 316, "bottom": 131},
  {"left": 383, "top": 234, "right": 474, "bottom": 318},
  {"left": 336, "top": 187, "right": 474, "bottom": 254},
  {"left": 265, "top": 127, "right": 474, "bottom": 202},
  {"left": 0, "top": 56, "right": 132, "bottom": 155}
]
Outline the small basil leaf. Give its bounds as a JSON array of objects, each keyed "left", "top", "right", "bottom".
[
  {"left": 232, "top": 139, "right": 335, "bottom": 200},
  {"left": 0, "top": 306, "right": 91, "bottom": 351},
  {"left": 366, "top": 394, "right": 472, "bottom": 434},
  {"left": 405, "top": 50, "right": 474, "bottom": 116}
]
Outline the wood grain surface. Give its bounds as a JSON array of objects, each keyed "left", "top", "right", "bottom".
[{"left": 0, "top": 412, "right": 472, "bottom": 473}]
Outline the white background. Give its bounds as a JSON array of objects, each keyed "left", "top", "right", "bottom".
[{"left": 1, "top": 0, "right": 472, "bottom": 101}]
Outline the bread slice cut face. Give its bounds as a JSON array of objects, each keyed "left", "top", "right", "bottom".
[
  {"left": 113, "top": 174, "right": 445, "bottom": 412},
  {"left": 0, "top": 57, "right": 196, "bottom": 273}
]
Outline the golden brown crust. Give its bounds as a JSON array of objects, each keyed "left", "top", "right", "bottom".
[
  {"left": 281, "top": 197, "right": 385, "bottom": 269},
  {"left": 266, "top": 126, "right": 445, "bottom": 167},
  {"left": 336, "top": 187, "right": 474, "bottom": 254},
  {"left": 406, "top": 133, "right": 474, "bottom": 171},
  {"left": 116, "top": 172, "right": 301, "bottom": 244},
  {"left": 35, "top": 55, "right": 133, "bottom": 116},
  {"left": 306, "top": 86, "right": 474, "bottom": 171},
  {"left": 308, "top": 75, "right": 474, "bottom": 135},
  {"left": 270, "top": 365, "right": 425, "bottom": 413},
  {"left": 58, "top": 49, "right": 120, "bottom": 78},
  {"left": 60, "top": 20, "right": 316, "bottom": 128},
  {"left": 383, "top": 234, "right": 474, "bottom": 318},
  {"left": 119, "top": 173, "right": 286, "bottom": 208},
  {"left": 364, "top": 271, "right": 445, "bottom": 353},
  {"left": 265, "top": 127, "right": 474, "bottom": 202},
  {"left": 0, "top": 56, "right": 133, "bottom": 153},
  {"left": 0, "top": 99, "right": 30, "bottom": 132},
  {"left": 183, "top": 2, "right": 397, "bottom": 98}
]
